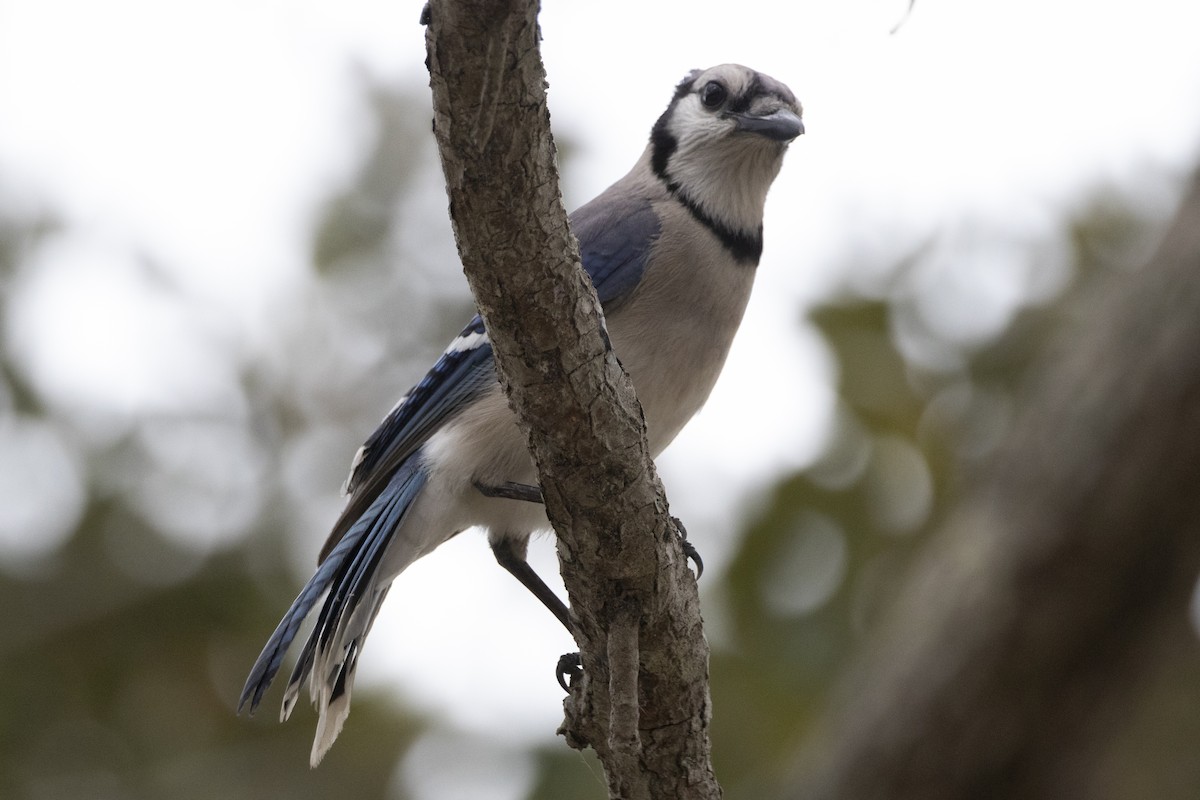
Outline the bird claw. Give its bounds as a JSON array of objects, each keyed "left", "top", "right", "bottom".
[
  {"left": 671, "top": 516, "right": 704, "bottom": 579},
  {"left": 557, "top": 652, "right": 582, "bottom": 692}
]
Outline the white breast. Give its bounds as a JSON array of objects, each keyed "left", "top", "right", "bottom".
[
  {"left": 416, "top": 200, "right": 756, "bottom": 543},
  {"left": 606, "top": 202, "right": 757, "bottom": 456}
]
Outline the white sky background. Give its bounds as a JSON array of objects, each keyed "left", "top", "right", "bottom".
[{"left": 3, "top": 0, "right": 1200, "bottom": 781}]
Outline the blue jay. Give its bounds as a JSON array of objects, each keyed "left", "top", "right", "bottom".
[{"left": 240, "top": 63, "right": 802, "bottom": 765}]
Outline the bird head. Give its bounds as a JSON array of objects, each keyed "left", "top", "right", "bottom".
[{"left": 649, "top": 64, "right": 803, "bottom": 243}]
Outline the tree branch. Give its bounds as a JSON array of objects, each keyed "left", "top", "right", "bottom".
[{"left": 422, "top": 1, "right": 719, "bottom": 797}]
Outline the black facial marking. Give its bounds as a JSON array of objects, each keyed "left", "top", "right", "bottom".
[
  {"left": 726, "top": 75, "right": 763, "bottom": 115},
  {"left": 667, "top": 180, "right": 763, "bottom": 264},
  {"left": 649, "top": 118, "right": 676, "bottom": 181},
  {"left": 650, "top": 70, "right": 703, "bottom": 178},
  {"left": 673, "top": 70, "right": 700, "bottom": 100}
]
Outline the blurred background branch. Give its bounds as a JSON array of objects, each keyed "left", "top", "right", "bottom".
[{"left": 792, "top": 165, "right": 1200, "bottom": 799}]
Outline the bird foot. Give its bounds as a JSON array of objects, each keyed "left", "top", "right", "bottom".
[
  {"left": 557, "top": 652, "right": 582, "bottom": 692},
  {"left": 672, "top": 516, "right": 704, "bottom": 579}
]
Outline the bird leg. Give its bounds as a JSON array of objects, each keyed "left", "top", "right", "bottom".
[
  {"left": 490, "top": 535, "right": 570, "bottom": 630},
  {"left": 474, "top": 480, "right": 543, "bottom": 504},
  {"left": 478, "top": 480, "right": 702, "bottom": 692},
  {"left": 475, "top": 480, "right": 704, "bottom": 577},
  {"left": 489, "top": 534, "right": 584, "bottom": 691}
]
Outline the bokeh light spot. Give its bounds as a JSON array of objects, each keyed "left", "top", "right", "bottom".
[
  {"left": 0, "top": 414, "right": 84, "bottom": 570},
  {"left": 761, "top": 510, "right": 848, "bottom": 617}
]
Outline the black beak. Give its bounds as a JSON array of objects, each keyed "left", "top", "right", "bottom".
[{"left": 731, "top": 108, "right": 805, "bottom": 142}]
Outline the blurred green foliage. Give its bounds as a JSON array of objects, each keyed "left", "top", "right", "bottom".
[
  {"left": 0, "top": 505, "right": 421, "bottom": 799},
  {"left": 0, "top": 65, "right": 1194, "bottom": 800},
  {"left": 0, "top": 72, "right": 440, "bottom": 799},
  {"left": 707, "top": 184, "right": 1191, "bottom": 798}
]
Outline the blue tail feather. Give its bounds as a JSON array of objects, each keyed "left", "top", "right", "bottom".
[
  {"left": 316, "top": 478, "right": 414, "bottom": 653},
  {"left": 239, "top": 460, "right": 428, "bottom": 714}
]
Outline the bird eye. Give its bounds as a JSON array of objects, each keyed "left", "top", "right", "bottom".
[{"left": 699, "top": 81, "right": 727, "bottom": 109}]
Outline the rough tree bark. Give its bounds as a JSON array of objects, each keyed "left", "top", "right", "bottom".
[
  {"left": 793, "top": 168, "right": 1200, "bottom": 798},
  {"left": 422, "top": 2, "right": 720, "bottom": 798}
]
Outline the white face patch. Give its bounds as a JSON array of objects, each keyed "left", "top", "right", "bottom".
[
  {"left": 668, "top": 100, "right": 731, "bottom": 144},
  {"left": 664, "top": 104, "right": 785, "bottom": 235}
]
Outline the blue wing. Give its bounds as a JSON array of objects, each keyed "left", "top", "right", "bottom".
[
  {"left": 241, "top": 185, "right": 662, "bottom": 716},
  {"left": 338, "top": 317, "right": 493, "bottom": 501},
  {"left": 239, "top": 323, "right": 496, "bottom": 717},
  {"left": 328, "top": 190, "right": 660, "bottom": 556},
  {"left": 573, "top": 190, "right": 660, "bottom": 309}
]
